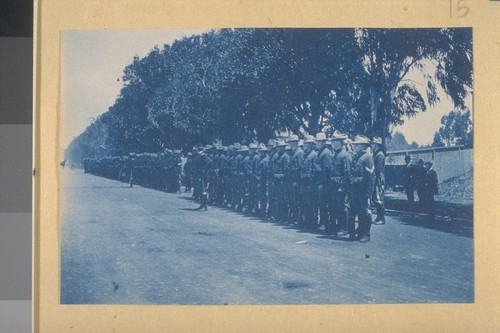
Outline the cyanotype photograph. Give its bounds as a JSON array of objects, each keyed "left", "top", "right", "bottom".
[{"left": 60, "top": 28, "right": 473, "bottom": 305}]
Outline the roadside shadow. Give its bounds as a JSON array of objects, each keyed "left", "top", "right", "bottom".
[
  {"left": 385, "top": 197, "right": 473, "bottom": 220},
  {"left": 317, "top": 234, "right": 354, "bottom": 242},
  {"left": 178, "top": 196, "right": 198, "bottom": 201},
  {"left": 388, "top": 211, "right": 473, "bottom": 238}
]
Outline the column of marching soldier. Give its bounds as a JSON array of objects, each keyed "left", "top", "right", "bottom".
[
  {"left": 83, "top": 151, "right": 184, "bottom": 193},
  {"left": 185, "top": 132, "right": 386, "bottom": 243}
]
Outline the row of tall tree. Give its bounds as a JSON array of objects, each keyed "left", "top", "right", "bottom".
[{"left": 65, "top": 28, "right": 472, "bottom": 163}]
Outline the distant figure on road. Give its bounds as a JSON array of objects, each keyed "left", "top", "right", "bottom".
[{"left": 421, "top": 161, "right": 439, "bottom": 220}]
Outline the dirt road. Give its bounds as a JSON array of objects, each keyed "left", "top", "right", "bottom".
[{"left": 61, "top": 169, "right": 473, "bottom": 304}]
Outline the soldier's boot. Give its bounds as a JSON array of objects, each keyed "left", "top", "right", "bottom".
[
  {"left": 374, "top": 201, "right": 385, "bottom": 223},
  {"left": 250, "top": 196, "right": 256, "bottom": 214},
  {"left": 374, "top": 212, "right": 386, "bottom": 224},
  {"left": 287, "top": 206, "right": 293, "bottom": 224},
  {"left": 306, "top": 208, "right": 315, "bottom": 230},
  {"left": 347, "top": 217, "right": 356, "bottom": 240},
  {"left": 336, "top": 213, "right": 349, "bottom": 236},
  {"left": 196, "top": 192, "right": 209, "bottom": 211},
  {"left": 359, "top": 214, "right": 372, "bottom": 242},
  {"left": 277, "top": 199, "right": 284, "bottom": 221},
  {"left": 292, "top": 206, "right": 299, "bottom": 224}
]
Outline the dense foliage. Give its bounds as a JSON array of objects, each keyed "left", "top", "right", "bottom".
[
  {"left": 432, "top": 107, "right": 473, "bottom": 147},
  {"left": 65, "top": 28, "right": 472, "bottom": 163},
  {"left": 385, "top": 131, "right": 419, "bottom": 151}
]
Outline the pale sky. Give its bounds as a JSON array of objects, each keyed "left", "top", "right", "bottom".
[
  {"left": 61, "top": 29, "right": 472, "bottom": 149},
  {"left": 61, "top": 29, "right": 209, "bottom": 148}
]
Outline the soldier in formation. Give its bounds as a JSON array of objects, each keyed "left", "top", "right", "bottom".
[
  {"left": 83, "top": 151, "right": 184, "bottom": 193},
  {"left": 83, "top": 132, "right": 389, "bottom": 242},
  {"left": 193, "top": 146, "right": 211, "bottom": 211},
  {"left": 330, "top": 131, "right": 351, "bottom": 236},
  {"left": 348, "top": 135, "right": 376, "bottom": 242}
]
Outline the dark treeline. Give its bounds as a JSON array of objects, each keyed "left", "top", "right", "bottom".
[{"left": 65, "top": 28, "right": 472, "bottom": 163}]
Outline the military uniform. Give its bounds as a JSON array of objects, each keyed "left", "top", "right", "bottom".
[
  {"left": 240, "top": 147, "right": 253, "bottom": 212},
  {"left": 231, "top": 147, "right": 243, "bottom": 209},
  {"left": 330, "top": 133, "right": 352, "bottom": 236},
  {"left": 248, "top": 143, "right": 260, "bottom": 214},
  {"left": 300, "top": 136, "right": 318, "bottom": 229},
  {"left": 172, "top": 150, "right": 182, "bottom": 193},
  {"left": 371, "top": 137, "right": 386, "bottom": 224},
  {"left": 235, "top": 146, "right": 249, "bottom": 211},
  {"left": 288, "top": 135, "right": 303, "bottom": 224},
  {"left": 267, "top": 142, "right": 280, "bottom": 220},
  {"left": 207, "top": 147, "right": 217, "bottom": 204},
  {"left": 192, "top": 149, "right": 203, "bottom": 200},
  {"left": 217, "top": 147, "right": 229, "bottom": 206},
  {"left": 194, "top": 148, "right": 212, "bottom": 211},
  {"left": 315, "top": 133, "right": 333, "bottom": 231},
  {"left": 184, "top": 153, "right": 193, "bottom": 192},
  {"left": 349, "top": 135, "right": 375, "bottom": 242},
  {"left": 224, "top": 146, "right": 235, "bottom": 207},
  {"left": 256, "top": 144, "right": 270, "bottom": 216},
  {"left": 273, "top": 141, "right": 289, "bottom": 222},
  {"left": 229, "top": 143, "right": 241, "bottom": 209}
]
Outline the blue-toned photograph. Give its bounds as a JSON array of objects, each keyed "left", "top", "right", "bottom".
[{"left": 60, "top": 28, "right": 473, "bottom": 305}]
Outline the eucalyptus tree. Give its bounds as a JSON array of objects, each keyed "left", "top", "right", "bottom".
[
  {"left": 351, "top": 28, "right": 472, "bottom": 140},
  {"left": 66, "top": 27, "right": 472, "bottom": 161}
]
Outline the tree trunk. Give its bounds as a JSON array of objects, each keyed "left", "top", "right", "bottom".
[
  {"left": 369, "top": 82, "right": 379, "bottom": 137},
  {"left": 308, "top": 102, "right": 322, "bottom": 135}
]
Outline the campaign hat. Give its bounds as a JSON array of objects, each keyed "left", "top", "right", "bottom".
[
  {"left": 331, "top": 130, "right": 348, "bottom": 140},
  {"left": 352, "top": 135, "right": 371, "bottom": 145},
  {"left": 316, "top": 132, "right": 327, "bottom": 141},
  {"left": 238, "top": 145, "right": 249, "bottom": 152},
  {"left": 372, "top": 136, "right": 384, "bottom": 145},
  {"left": 276, "top": 140, "right": 287, "bottom": 147},
  {"left": 304, "top": 135, "right": 315, "bottom": 143}
]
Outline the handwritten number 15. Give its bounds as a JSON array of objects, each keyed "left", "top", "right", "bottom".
[{"left": 450, "top": 0, "right": 470, "bottom": 18}]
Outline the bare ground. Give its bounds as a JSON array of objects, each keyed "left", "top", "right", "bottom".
[{"left": 60, "top": 169, "right": 473, "bottom": 305}]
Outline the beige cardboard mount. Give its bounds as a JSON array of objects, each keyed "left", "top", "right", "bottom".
[{"left": 34, "top": 1, "right": 500, "bottom": 332}]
